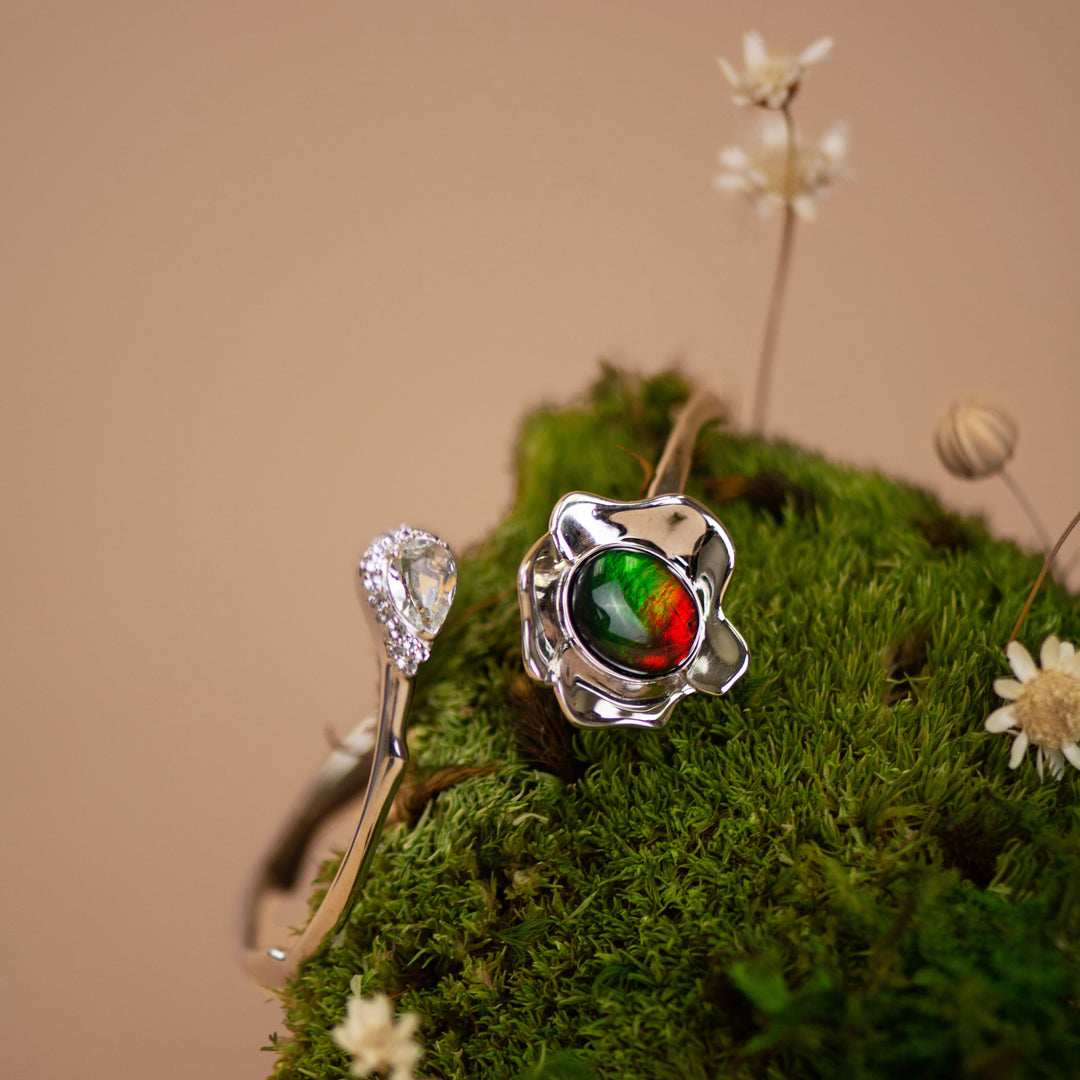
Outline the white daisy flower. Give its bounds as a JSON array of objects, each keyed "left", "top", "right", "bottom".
[
  {"left": 718, "top": 30, "right": 834, "bottom": 110},
  {"left": 330, "top": 989, "right": 422, "bottom": 1080},
  {"left": 714, "top": 115, "right": 849, "bottom": 221},
  {"left": 985, "top": 635, "right": 1080, "bottom": 781}
]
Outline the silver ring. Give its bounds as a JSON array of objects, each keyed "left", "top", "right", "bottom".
[
  {"left": 518, "top": 390, "right": 748, "bottom": 729},
  {"left": 243, "top": 525, "right": 457, "bottom": 988}
]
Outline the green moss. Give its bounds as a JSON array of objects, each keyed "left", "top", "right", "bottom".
[{"left": 270, "top": 369, "right": 1080, "bottom": 1080}]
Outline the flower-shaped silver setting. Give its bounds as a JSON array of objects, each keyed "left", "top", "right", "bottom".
[{"left": 518, "top": 491, "right": 749, "bottom": 729}]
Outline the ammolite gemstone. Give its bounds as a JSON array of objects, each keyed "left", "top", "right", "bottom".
[{"left": 568, "top": 548, "right": 699, "bottom": 676}]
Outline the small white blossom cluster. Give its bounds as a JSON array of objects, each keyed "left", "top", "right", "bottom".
[
  {"left": 986, "top": 635, "right": 1080, "bottom": 781},
  {"left": 714, "top": 31, "right": 848, "bottom": 221},
  {"left": 331, "top": 985, "right": 422, "bottom": 1080},
  {"left": 718, "top": 30, "right": 833, "bottom": 110},
  {"left": 715, "top": 116, "right": 848, "bottom": 222}
]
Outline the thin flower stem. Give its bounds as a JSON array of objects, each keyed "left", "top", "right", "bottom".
[
  {"left": 1008, "top": 506, "right": 1080, "bottom": 645},
  {"left": 751, "top": 105, "right": 798, "bottom": 435},
  {"left": 999, "top": 466, "right": 1052, "bottom": 553}
]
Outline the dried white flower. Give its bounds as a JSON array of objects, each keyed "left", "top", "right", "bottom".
[
  {"left": 718, "top": 31, "right": 834, "bottom": 109},
  {"left": 986, "top": 636, "right": 1080, "bottom": 780},
  {"left": 714, "top": 115, "right": 849, "bottom": 221},
  {"left": 934, "top": 401, "right": 1018, "bottom": 480},
  {"left": 331, "top": 990, "right": 422, "bottom": 1080}
]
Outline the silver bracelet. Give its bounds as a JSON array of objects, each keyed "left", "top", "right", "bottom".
[{"left": 243, "top": 526, "right": 456, "bottom": 989}]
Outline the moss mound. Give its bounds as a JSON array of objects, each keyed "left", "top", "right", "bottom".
[{"left": 270, "top": 369, "right": 1080, "bottom": 1080}]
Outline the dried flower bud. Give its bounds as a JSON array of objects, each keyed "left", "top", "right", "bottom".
[{"left": 934, "top": 401, "right": 1017, "bottom": 479}]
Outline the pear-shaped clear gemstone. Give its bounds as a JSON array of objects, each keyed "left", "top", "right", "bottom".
[{"left": 387, "top": 538, "right": 457, "bottom": 638}]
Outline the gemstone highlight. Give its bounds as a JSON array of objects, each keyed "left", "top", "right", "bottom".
[
  {"left": 568, "top": 548, "right": 699, "bottom": 676},
  {"left": 387, "top": 538, "right": 457, "bottom": 637}
]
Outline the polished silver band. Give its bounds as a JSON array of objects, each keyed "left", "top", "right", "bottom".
[{"left": 243, "top": 526, "right": 456, "bottom": 989}]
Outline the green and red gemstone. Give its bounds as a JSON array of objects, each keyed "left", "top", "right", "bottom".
[{"left": 568, "top": 548, "right": 699, "bottom": 676}]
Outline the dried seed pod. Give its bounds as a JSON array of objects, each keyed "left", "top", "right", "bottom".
[{"left": 934, "top": 401, "right": 1017, "bottom": 480}]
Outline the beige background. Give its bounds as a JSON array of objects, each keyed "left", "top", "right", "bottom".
[{"left": 3, "top": 3, "right": 1078, "bottom": 1079}]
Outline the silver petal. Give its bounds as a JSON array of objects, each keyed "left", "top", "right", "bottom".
[
  {"left": 550, "top": 492, "right": 630, "bottom": 560},
  {"left": 687, "top": 614, "right": 749, "bottom": 695},
  {"left": 518, "top": 534, "right": 566, "bottom": 683},
  {"left": 551, "top": 492, "right": 727, "bottom": 567},
  {"left": 554, "top": 645, "right": 695, "bottom": 729}
]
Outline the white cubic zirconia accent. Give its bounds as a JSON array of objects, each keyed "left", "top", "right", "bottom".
[{"left": 360, "top": 525, "right": 457, "bottom": 676}]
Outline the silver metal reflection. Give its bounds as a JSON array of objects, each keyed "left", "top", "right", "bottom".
[
  {"left": 243, "top": 526, "right": 456, "bottom": 989},
  {"left": 518, "top": 390, "right": 748, "bottom": 729}
]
